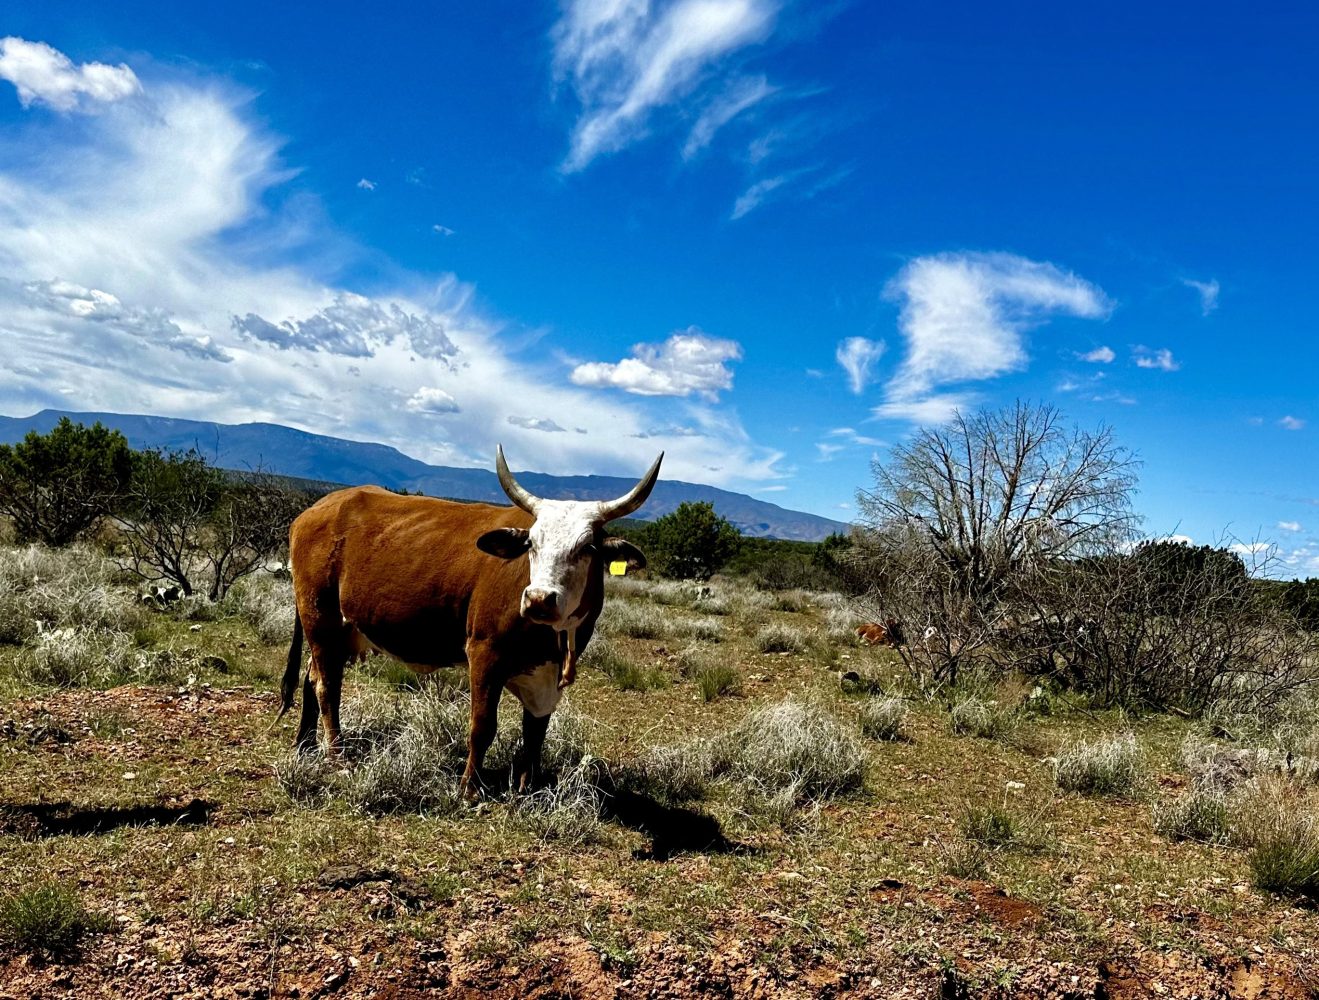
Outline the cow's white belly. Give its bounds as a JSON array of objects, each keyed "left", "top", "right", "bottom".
[{"left": 504, "top": 661, "right": 562, "bottom": 718}]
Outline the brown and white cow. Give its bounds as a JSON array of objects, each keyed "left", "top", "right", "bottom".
[
  {"left": 855, "top": 618, "right": 905, "bottom": 648},
  {"left": 279, "top": 446, "right": 662, "bottom": 795}
]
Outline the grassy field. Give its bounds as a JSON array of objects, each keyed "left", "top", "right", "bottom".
[{"left": 0, "top": 546, "right": 1316, "bottom": 998}]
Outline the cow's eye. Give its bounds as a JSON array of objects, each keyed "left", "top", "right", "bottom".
[{"left": 581, "top": 544, "right": 597, "bottom": 557}]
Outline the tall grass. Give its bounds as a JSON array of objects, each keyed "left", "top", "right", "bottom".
[
  {"left": 0, "top": 543, "right": 146, "bottom": 645},
  {"left": 709, "top": 700, "right": 866, "bottom": 802},
  {"left": 1053, "top": 734, "right": 1147, "bottom": 797}
]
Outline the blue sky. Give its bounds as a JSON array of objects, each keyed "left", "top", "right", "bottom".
[{"left": 0, "top": 3, "right": 1315, "bottom": 575}]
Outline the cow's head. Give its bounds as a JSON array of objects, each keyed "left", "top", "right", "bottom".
[{"left": 476, "top": 446, "right": 661, "bottom": 628}]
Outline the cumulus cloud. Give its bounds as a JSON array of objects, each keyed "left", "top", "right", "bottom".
[
  {"left": 1278, "top": 520, "right": 1302, "bottom": 533},
  {"left": 233, "top": 294, "right": 459, "bottom": 362},
  {"left": 1078, "top": 345, "right": 1115, "bottom": 363},
  {"left": 1280, "top": 415, "right": 1306, "bottom": 431},
  {"left": 683, "top": 74, "right": 775, "bottom": 159},
  {"left": 508, "top": 415, "right": 567, "bottom": 433},
  {"left": 835, "top": 337, "right": 886, "bottom": 394},
  {"left": 875, "top": 252, "right": 1110, "bottom": 422},
  {"left": 570, "top": 328, "right": 742, "bottom": 399},
  {"left": 1183, "top": 277, "right": 1219, "bottom": 316},
  {"left": 405, "top": 386, "right": 460, "bottom": 415},
  {"left": 552, "top": 0, "right": 778, "bottom": 171},
  {"left": 0, "top": 39, "right": 783, "bottom": 488},
  {"left": 356, "top": 177, "right": 376, "bottom": 191},
  {"left": 0, "top": 36, "right": 140, "bottom": 112},
  {"left": 1133, "top": 346, "right": 1180, "bottom": 371}
]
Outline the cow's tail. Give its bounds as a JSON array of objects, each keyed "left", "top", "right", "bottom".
[{"left": 277, "top": 610, "right": 304, "bottom": 720}]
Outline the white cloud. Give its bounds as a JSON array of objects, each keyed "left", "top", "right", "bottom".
[
  {"left": 1133, "top": 346, "right": 1180, "bottom": 371},
  {"left": 755, "top": 484, "right": 787, "bottom": 492},
  {"left": 730, "top": 172, "right": 791, "bottom": 219},
  {"left": 0, "top": 40, "right": 783, "bottom": 489},
  {"left": 875, "top": 252, "right": 1109, "bottom": 423},
  {"left": 432, "top": 224, "right": 455, "bottom": 236},
  {"left": 0, "top": 37, "right": 140, "bottom": 112},
  {"left": 570, "top": 328, "right": 742, "bottom": 399},
  {"left": 405, "top": 386, "right": 460, "bottom": 415},
  {"left": 827, "top": 427, "right": 883, "bottom": 447},
  {"left": 815, "top": 442, "right": 844, "bottom": 461},
  {"left": 1183, "top": 277, "right": 1219, "bottom": 316},
  {"left": 683, "top": 74, "right": 775, "bottom": 159},
  {"left": 1278, "top": 520, "right": 1302, "bottom": 533},
  {"left": 356, "top": 177, "right": 376, "bottom": 191},
  {"left": 834, "top": 336, "right": 886, "bottom": 394},
  {"left": 553, "top": 0, "right": 778, "bottom": 171},
  {"left": 233, "top": 293, "right": 459, "bottom": 361},
  {"left": 1078, "top": 345, "right": 1115, "bottom": 363},
  {"left": 508, "top": 415, "right": 567, "bottom": 433},
  {"left": 1280, "top": 415, "right": 1306, "bottom": 431}
]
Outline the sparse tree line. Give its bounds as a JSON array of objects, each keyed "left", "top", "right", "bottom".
[
  {"left": 836, "top": 401, "right": 1319, "bottom": 716},
  {"left": 0, "top": 418, "right": 314, "bottom": 601}
]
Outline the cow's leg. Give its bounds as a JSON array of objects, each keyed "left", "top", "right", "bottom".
[
  {"left": 312, "top": 650, "right": 346, "bottom": 756},
  {"left": 295, "top": 673, "right": 320, "bottom": 753},
  {"left": 504, "top": 661, "right": 562, "bottom": 793},
  {"left": 515, "top": 708, "right": 552, "bottom": 794},
  {"left": 461, "top": 643, "right": 501, "bottom": 799}
]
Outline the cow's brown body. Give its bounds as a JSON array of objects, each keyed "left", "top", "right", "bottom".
[{"left": 283, "top": 486, "right": 606, "bottom": 793}]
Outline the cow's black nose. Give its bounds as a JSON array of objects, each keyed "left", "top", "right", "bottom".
[{"left": 523, "top": 588, "right": 558, "bottom": 621}]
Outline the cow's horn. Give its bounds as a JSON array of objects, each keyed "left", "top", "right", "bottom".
[
  {"left": 496, "top": 445, "right": 541, "bottom": 514},
  {"left": 597, "top": 452, "right": 664, "bottom": 522}
]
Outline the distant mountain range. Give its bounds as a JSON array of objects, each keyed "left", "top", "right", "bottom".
[{"left": 0, "top": 410, "right": 851, "bottom": 542}]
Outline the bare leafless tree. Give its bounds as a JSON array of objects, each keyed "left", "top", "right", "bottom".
[{"left": 857, "top": 401, "right": 1139, "bottom": 610}]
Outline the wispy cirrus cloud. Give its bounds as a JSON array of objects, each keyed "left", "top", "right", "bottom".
[
  {"left": 0, "top": 36, "right": 140, "bottom": 111},
  {"left": 0, "top": 37, "right": 782, "bottom": 487},
  {"left": 683, "top": 74, "right": 775, "bottom": 159},
  {"left": 834, "top": 337, "right": 885, "bottom": 394},
  {"left": 1278, "top": 520, "right": 1302, "bottom": 533},
  {"left": 570, "top": 328, "right": 742, "bottom": 400},
  {"left": 552, "top": 0, "right": 779, "bottom": 172},
  {"left": 874, "top": 252, "right": 1110, "bottom": 423},
  {"left": 1183, "top": 277, "right": 1220, "bottom": 316}
]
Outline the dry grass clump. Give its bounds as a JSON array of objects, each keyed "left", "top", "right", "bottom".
[
  {"left": 1229, "top": 779, "right": 1319, "bottom": 897},
  {"left": 673, "top": 615, "right": 725, "bottom": 643},
  {"left": 0, "top": 543, "right": 146, "bottom": 644},
  {"left": 1053, "top": 733, "right": 1147, "bottom": 797},
  {"left": 695, "top": 662, "right": 741, "bottom": 702},
  {"left": 859, "top": 696, "right": 906, "bottom": 741},
  {"left": 824, "top": 606, "right": 864, "bottom": 647},
  {"left": 1152, "top": 785, "right": 1231, "bottom": 844},
  {"left": 646, "top": 580, "right": 699, "bottom": 608},
  {"left": 0, "top": 882, "right": 111, "bottom": 959},
  {"left": 611, "top": 743, "right": 711, "bottom": 806},
  {"left": 947, "top": 696, "right": 1018, "bottom": 741},
  {"left": 597, "top": 601, "right": 667, "bottom": 640},
  {"left": 692, "top": 592, "right": 732, "bottom": 616},
  {"left": 510, "top": 756, "right": 605, "bottom": 844},
  {"left": 581, "top": 637, "right": 668, "bottom": 692},
  {"left": 225, "top": 573, "right": 295, "bottom": 645},
  {"left": 770, "top": 590, "right": 812, "bottom": 613},
  {"left": 754, "top": 622, "right": 808, "bottom": 654},
  {"left": 709, "top": 700, "right": 865, "bottom": 804},
  {"left": 13, "top": 627, "right": 204, "bottom": 688}
]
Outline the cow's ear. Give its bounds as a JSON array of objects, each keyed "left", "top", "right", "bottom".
[
  {"left": 601, "top": 536, "right": 646, "bottom": 569},
  {"left": 477, "top": 527, "right": 530, "bottom": 559}
]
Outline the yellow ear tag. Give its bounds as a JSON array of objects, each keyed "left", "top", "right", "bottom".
[{"left": 608, "top": 560, "right": 628, "bottom": 576}]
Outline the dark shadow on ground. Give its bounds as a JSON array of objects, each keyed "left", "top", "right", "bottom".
[
  {"left": 590, "top": 773, "right": 749, "bottom": 861},
  {"left": 0, "top": 799, "right": 215, "bottom": 838}
]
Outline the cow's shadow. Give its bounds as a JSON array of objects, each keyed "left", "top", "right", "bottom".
[{"left": 0, "top": 799, "right": 215, "bottom": 839}]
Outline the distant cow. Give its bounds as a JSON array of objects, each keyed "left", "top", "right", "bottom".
[
  {"left": 856, "top": 619, "right": 905, "bottom": 648},
  {"left": 280, "top": 446, "right": 662, "bottom": 796}
]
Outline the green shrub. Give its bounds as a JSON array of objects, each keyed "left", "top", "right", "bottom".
[
  {"left": 694, "top": 662, "right": 742, "bottom": 702},
  {"left": 1248, "top": 813, "right": 1319, "bottom": 898},
  {"left": 0, "top": 883, "right": 111, "bottom": 958}
]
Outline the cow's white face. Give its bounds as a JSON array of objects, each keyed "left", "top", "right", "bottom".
[
  {"left": 477, "top": 502, "right": 646, "bottom": 628},
  {"left": 477, "top": 446, "right": 661, "bottom": 629}
]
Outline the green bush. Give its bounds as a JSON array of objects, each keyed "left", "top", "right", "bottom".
[
  {"left": 639, "top": 502, "right": 740, "bottom": 581},
  {"left": 0, "top": 882, "right": 111, "bottom": 958}
]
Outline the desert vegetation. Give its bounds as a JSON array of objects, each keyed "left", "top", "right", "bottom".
[{"left": 1, "top": 411, "right": 1318, "bottom": 996}]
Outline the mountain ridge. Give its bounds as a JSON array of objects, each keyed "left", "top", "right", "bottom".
[{"left": 0, "top": 410, "right": 851, "bottom": 542}]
